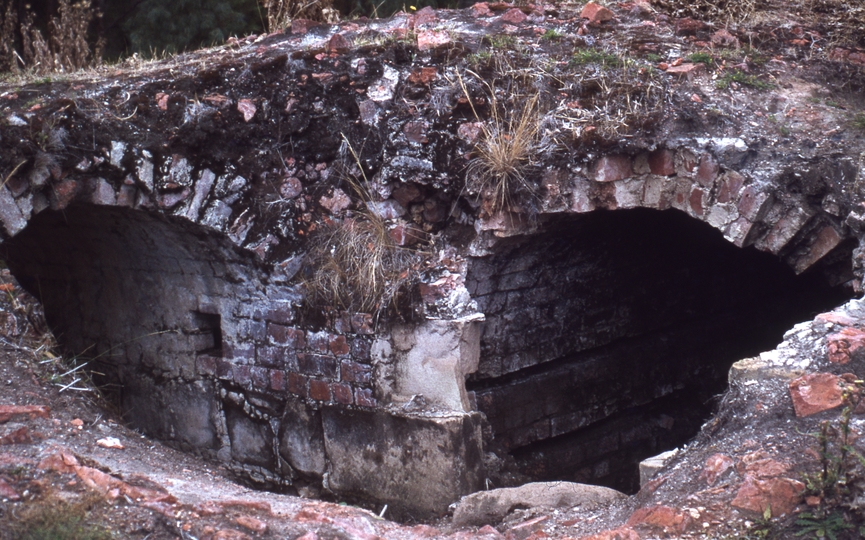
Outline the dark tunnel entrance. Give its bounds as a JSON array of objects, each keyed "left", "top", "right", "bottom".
[
  {"left": 0, "top": 204, "right": 271, "bottom": 456},
  {"left": 465, "top": 207, "right": 855, "bottom": 494}
]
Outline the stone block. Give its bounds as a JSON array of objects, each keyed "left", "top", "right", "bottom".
[
  {"left": 715, "top": 171, "right": 743, "bottom": 203},
  {"left": 638, "top": 449, "right": 678, "bottom": 488},
  {"left": 0, "top": 185, "right": 26, "bottom": 236},
  {"left": 640, "top": 175, "right": 667, "bottom": 208},
  {"left": 688, "top": 186, "right": 707, "bottom": 217},
  {"left": 737, "top": 186, "right": 772, "bottom": 221},
  {"left": 570, "top": 177, "right": 595, "bottom": 213},
  {"left": 724, "top": 216, "right": 756, "bottom": 247},
  {"left": 391, "top": 314, "right": 484, "bottom": 412},
  {"left": 288, "top": 373, "right": 308, "bottom": 397},
  {"left": 417, "top": 30, "right": 450, "bottom": 51},
  {"left": 626, "top": 505, "right": 690, "bottom": 533},
  {"left": 340, "top": 360, "right": 372, "bottom": 384},
  {"left": 321, "top": 408, "right": 484, "bottom": 518},
  {"left": 225, "top": 404, "right": 275, "bottom": 468},
  {"left": 614, "top": 179, "right": 643, "bottom": 209},
  {"left": 331, "top": 382, "right": 353, "bottom": 405},
  {"left": 706, "top": 203, "right": 737, "bottom": 229},
  {"left": 278, "top": 398, "right": 326, "bottom": 476},
  {"left": 452, "top": 482, "right": 625, "bottom": 526},
  {"left": 731, "top": 476, "right": 804, "bottom": 516},
  {"left": 267, "top": 323, "right": 305, "bottom": 347}
]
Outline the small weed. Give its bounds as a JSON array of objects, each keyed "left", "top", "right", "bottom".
[
  {"left": 851, "top": 113, "right": 865, "bottom": 132},
  {"left": 645, "top": 53, "right": 661, "bottom": 63},
  {"left": 541, "top": 29, "right": 563, "bottom": 41},
  {"left": 485, "top": 34, "right": 517, "bottom": 50},
  {"left": 467, "top": 50, "right": 493, "bottom": 67},
  {"left": 571, "top": 48, "right": 622, "bottom": 67},
  {"left": 689, "top": 52, "right": 714, "bottom": 67},
  {"left": 715, "top": 70, "right": 773, "bottom": 90},
  {"left": 795, "top": 511, "right": 853, "bottom": 539}
]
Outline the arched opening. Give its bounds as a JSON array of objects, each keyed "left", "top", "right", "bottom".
[
  {"left": 1, "top": 204, "right": 269, "bottom": 457},
  {"left": 465, "top": 208, "right": 854, "bottom": 493}
]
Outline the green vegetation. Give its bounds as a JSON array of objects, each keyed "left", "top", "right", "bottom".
[
  {"left": 4, "top": 495, "right": 113, "bottom": 540},
  {"left": 688, "top": 52, "right": 714, "bottom": 67},
  {"left": 570, "top": 48, "right": 623, "bottom": 67},
  {"left": 541, "top": 29, "right": 563, "bottom": 41},
  {"left": 851, "top": 113, "right": 865, "bottom": 132},
  {"left": 794, "top": 511, "right": 854, "bottom": 539},
  {"left": 715, "top": 70, "right": 773, "bottom": 90}
]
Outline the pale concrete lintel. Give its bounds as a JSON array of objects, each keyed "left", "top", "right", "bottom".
[{"left": 391, "top": 313, "right": 485, "bottom": 412}]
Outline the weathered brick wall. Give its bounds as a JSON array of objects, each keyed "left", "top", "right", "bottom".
[{"left": 2, "top": 203, "right": 484, "bottom": 517}]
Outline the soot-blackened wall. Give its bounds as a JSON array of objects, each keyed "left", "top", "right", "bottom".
[{"left": 466, "top": 208, "right": 852, "bottom": 492}]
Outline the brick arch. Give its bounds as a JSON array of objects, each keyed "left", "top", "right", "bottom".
[{"left": 476, "top": 147, "right": 849, "bottom": 279}]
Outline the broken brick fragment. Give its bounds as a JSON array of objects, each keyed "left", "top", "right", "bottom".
[
  {"left": 788, "top": 372, "right": 844, "bottom": 417},
  {"left": 580, "top": 2, "right": 614, "bottom": 23}
]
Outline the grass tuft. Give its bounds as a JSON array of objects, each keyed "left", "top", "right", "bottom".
[
  {"left": 715, "top": 70, "right": 773, "bottom": 90},
  {"left": 302, "top": 137, "right": 420, "bottom": 319}
]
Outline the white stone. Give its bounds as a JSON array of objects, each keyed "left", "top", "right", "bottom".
[
  {"left": 110, "top": 141, "right": 127, "bottom": 169},
  {"left": 367, "top": 65, "right": 400, "bottom": 102}
]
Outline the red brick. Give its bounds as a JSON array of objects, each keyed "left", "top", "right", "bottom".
[
  {"left": 580, "top": 2, "right": 614, "bottom": 23},
  {"left": 0, "top": 426, "right": 32, "bottom": 445},
  {"left": 696, "top": 154, "right": 720, "bottom": 188},
  {"left": 269, "top": 370, "right": 285, "bottom": 392},
  {"left": 257, "top": 346, "right": 293, "bottom": 369},
  {"left": 50, "top": 179, "right": 80, "bottom": 210},
  {"left": 500, "top": 8, "right": 527, "bottom": 24},
  {"left": 407, "top": 67, "right": 437, "bottom": 86},
  {"left": 788, "top": 372, "right": 844, "bottom": 417},
  {"left": 689, "top": 187, "right": 706, "bottom": 217},
  {"left": 731, "top": 476, "right": 804, "bottom": 516},
  {"left": 737, "top": 186, "right": 770, "bottom": 221},
  {"left": 309, "top": 379, "right": 332, "bottom": 401},
  {"left": 355, "top": 388, "right": 377, "bottom": 408},
  {"left": 647, "top": 149, "right": 675, "bottom": 176},
  {"left": 579, "top": 527, "right": 640, "bottom": 540},
  {"left": 626, "top": 505, "right": 689, "bottom": 533},
  {"left": 329, "top": 335, "right": 350, "bottom": 357},
  {"left": 267, "top": 324, "right": 305, "bottom": 347},
  {"left": 326, "top": 33, "right": 350, "bottom": 54},
  {"left": 341, "top": 361, "right": 372, "bottom": 384},
  {"left": 716, "top": 171, "right": 744, "bottom": 203},
  {"left": 288, "top": 373, "right": 307, "bottom": 397},
  {"left": 827, "top": 327, "right": 865, "bottom": 364},
  {"left": 593, "top": 155, "right": 632, "bottom": 183},
  {"left": 297, "top": 353, "right": 338, "bottom": 378},
  {"left": 331, "top": 383, "right": 353, "bottom": 405}
]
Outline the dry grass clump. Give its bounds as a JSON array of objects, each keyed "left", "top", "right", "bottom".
[
  {"left": 459, "top": 73, "right": 543, "bottom": 213},
  {"left": 0, "top": 0, "right": 102, "bottom": 75},
  {"left": 302, "top": 138, "right": 419, "bottom": 318},
  {"left": 556, "top": 51, "right": 668, "bottom": 143},
  {"left": 303, "top": 215, "right": 417, "bottom": 316},
  {"left": 807, "top": 0, "right": 865, "bottom": 47},
  {"left": 259, "top": 0, "right": 339, "bottom": 32},
  {"left": 650, "top": 0, "right": 756, "bottom": 24}
]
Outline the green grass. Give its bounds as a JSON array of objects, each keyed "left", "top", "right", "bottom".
[
  {"left": 541, "top": 29, "right": 562, "bottom": 41},
  {"left": 850, "top": 113, "right": 865, "bottom": 131},
  {"left": 715, "top": 70, "right": 773, "bottom": 90},
  {"left": 571, "top": 48, "right": 623, "bottom": 67},
  {"left": 688, "top": 52, "right": 714, "bottom": 67}
]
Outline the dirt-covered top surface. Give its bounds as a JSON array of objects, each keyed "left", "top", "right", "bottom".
[{"left": 1, "top": 0, "right": 864, "bottom": 267}]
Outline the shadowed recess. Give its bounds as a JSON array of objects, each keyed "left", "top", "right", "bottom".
[{"left": 466, "top": 207, "right": 854, "bottom": 493}]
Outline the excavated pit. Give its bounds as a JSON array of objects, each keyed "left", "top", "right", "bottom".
[{"left": 466, "top": 208, "right": 854, "bottom": 494}]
